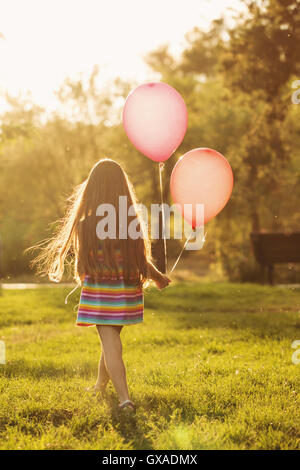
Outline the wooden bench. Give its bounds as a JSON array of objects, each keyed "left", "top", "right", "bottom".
[{"left": 250, "top": 232, "right": 300, "bottom": 284}]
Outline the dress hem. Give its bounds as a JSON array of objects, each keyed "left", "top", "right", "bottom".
[{"left": 76, "top": 321, "right": 143, "bottom": 327}]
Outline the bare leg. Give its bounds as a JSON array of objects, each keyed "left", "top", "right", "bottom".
[
  {"left": 95, "top": 352, "right": 110, "bottom": 392},
  {"left": 96, "top": 325, "right": 130, "bottom": 404}
]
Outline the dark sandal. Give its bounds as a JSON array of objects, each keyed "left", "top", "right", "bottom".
[{"left": 119, "top": 400, "right": 136, "bottom": 412}]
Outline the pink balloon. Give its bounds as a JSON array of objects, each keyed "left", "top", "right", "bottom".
[
  {"left": 170, "top": 148, "right": 234, "bottom": 228},
  {"left": 123, "top": 82, "right": 188, "bottom": 162}
]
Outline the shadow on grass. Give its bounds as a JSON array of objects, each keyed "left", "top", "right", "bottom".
[
  {"left": 98, "top": 392, "right": 154, "bottom": 450},
  {"left": 103, "top": 391, "right": 234, "bottom": 450},
  {"left": 0, "top": 359, "right": 96, "bottom": 379},
  {"left": 169, "top": 310, "right": 300, "bottom": 340},
  {"left": 144, "top": 283, "right": 300, "bottom": 340}
]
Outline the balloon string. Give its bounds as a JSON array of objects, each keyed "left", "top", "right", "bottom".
[
  {"left": 170, "top": 230, "right": 207, "bottom": 273},
  {"left": 170, "top": 232, "right": 192, "bottom": 273},
  {"left": 159, "top": 162, "right": 167, "bottom": 273},
  {"left": 65, "top": 284, "right": 80, "bottom": 304}
]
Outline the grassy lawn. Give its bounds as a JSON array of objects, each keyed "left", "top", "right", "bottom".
[{"left": 0, "top": 282, "right": 299, "bottom": 450}]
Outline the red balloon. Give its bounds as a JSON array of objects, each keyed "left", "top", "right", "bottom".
[
  {"left": 123, "top": 82, "right": 188, "bottom": 162},
  {"left": 170, "top": 148, "right": 234, "bottom": 227}
]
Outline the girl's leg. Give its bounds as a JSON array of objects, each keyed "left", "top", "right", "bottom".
[
  {"left": 96, "top": 325, "right": 130, "bottom": 404},
  {"left": 95, "top": 351, "right": 110, "bottom": 391}
]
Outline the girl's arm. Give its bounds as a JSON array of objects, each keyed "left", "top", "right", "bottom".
[{"left": 147, "top": 261, "right": 171, "bottom": 289}]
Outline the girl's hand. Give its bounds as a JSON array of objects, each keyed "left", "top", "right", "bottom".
[{"left": 154, "top": 274, "right": 171, "bottom": 290}]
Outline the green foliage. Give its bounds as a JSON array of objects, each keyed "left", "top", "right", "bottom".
[
  {"left": 0, "top": 282, "right": 299, "bottom": 449},
  {"left": 222, "top": 0, "right": 300, "bottom": 99},
  {"left": 1, "top": 1, "right": 300, "bottom": 281},
  {"left": 180, "top": 18, "right": 226, "bottom": 77}
]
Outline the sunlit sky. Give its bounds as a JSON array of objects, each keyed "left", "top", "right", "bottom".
[{"left": 0, "top": 0, "right": 243, "bottom": 112}]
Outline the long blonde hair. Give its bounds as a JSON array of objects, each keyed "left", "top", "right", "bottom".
[{"left": 30, "top": 159, "right": 151, "bottom": 286}]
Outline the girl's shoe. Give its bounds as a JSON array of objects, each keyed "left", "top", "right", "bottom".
[{"left": 119, "top": 400, "right": 136, "bottom": 412}]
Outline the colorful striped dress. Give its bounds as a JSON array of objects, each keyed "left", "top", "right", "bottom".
[{"left": 76, "top": 247, "right": 143, "bottom": 327}]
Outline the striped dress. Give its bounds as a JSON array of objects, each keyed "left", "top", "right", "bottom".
[{"left": 76, "top": 247, "right": 143, "bottom": 327}]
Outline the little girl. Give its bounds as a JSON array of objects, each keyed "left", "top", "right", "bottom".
[{"left": 32, "top": 158, "right": 171, "bottom": 412}]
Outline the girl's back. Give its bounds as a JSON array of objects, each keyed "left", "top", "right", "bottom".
[{"left": 77, "top": 242, "right": 144, "bottom": 327}]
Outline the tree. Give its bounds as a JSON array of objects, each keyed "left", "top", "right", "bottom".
[{"left": 221, "top": 0, "right": 300, "bottom": 232}]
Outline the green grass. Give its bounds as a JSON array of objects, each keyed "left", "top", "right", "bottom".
[{"left": 0, "top": 282, "right": 299, "bottom": 450}]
